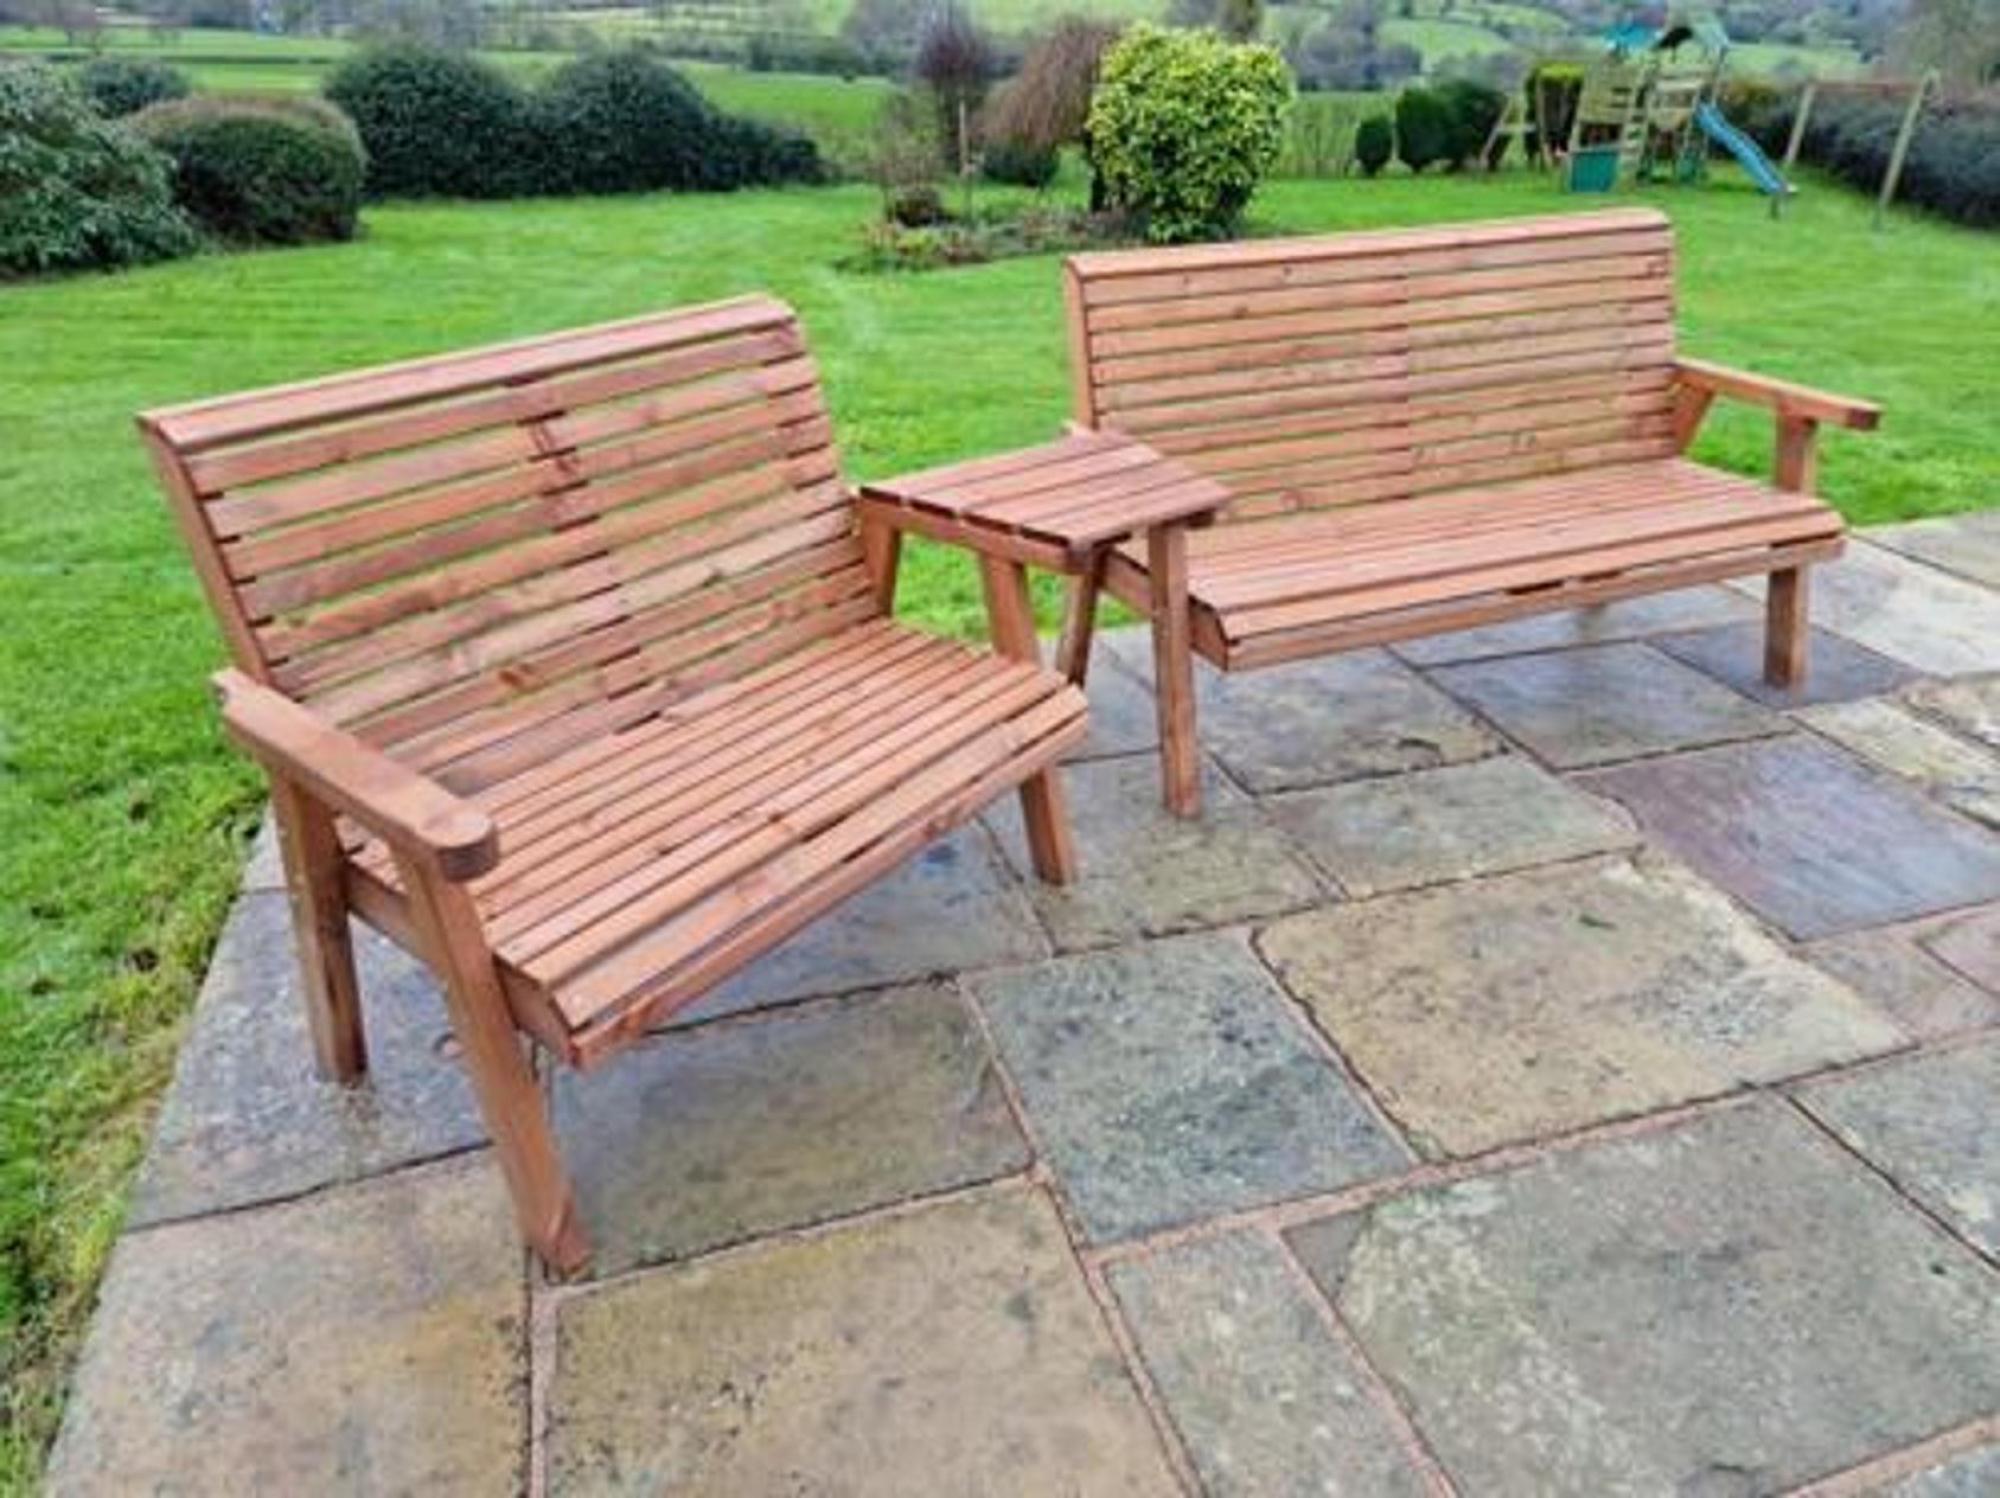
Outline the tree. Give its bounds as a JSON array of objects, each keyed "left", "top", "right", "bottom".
[
  {"left": 913, "top": 1, "right": 995, "bottom": 173},
  {"left": 842, "top": 0, "right": 927, "bottom": 72},
  {"left": 981, "top": 15, "right": 1119, "bottom": 204},
  {"left": 1892, "top": 0, "right": 2000, "bottom": 87}
]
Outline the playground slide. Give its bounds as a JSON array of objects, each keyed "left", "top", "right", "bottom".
[{"left": 1693, "top": 100, "right": 1792, "bottom": 196}]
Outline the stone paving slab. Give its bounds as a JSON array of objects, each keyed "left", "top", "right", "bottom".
[
  {"left": 1106, "top": 1229, "right": 1427, "bottom": 1498},
  {"left": 1907, "top": 674, "right": 2000, "bottom": 751},
  {"left": 1389, "top": 586, "right": 1758, "bottom": 665},
  {"left": 1427, "top": 642, "right": 1786, "bottom": 768},
  {"left": 1876, "top": 1445, "right": 2000, "bottom": 1496},
  {"left": 1654, "top": 622, "right": 1918, "bottom": 707},
  {"left": 555, "top": 985, "right": 1029, "bottom": 1277},
  {"left": 1867, "top": 510, "right": 2000, "bottom": 590},
  {"left": 1924, "top": 905, "right": 2000, "bottom": 993},
  {"left": 1267, "top": 753, "right": 1637, "bottom": 896},
  {"left": 1582, "top": 737, "right": 2000, "bottom": 940},
  {"left": 1798, "top": 699, "right": 2000, "bottom": 830},
  {"left": 48, "top": 1157, "right": 525, "bottom": 1496},
  {"left": 985, "top": 753, "right": 1322, "bottom": 951},
  {"left": 1731, "top": 542, "right": 2000, "bottom": 677},
  {"left": 1074, "top": 632, "right": 1163, "bottom": 760},
  {"left": 1796, "top": 1038, "right": 2000, "bottom": 1259},
  {"left": 546, "top": 1185, "right": 1178, "bottom": 1495},
  {"left": 1261, "top": 855, "right": 1904, "bottom": 1157},
  {"left": 971, "top": 931, "right": 1407, "bottom": 1242},
  {"left": 1803, "top": 928, "right": 2000, "bottom": 1041},
  {"left": 1101, "top": 635, "right": 1499, "bottom": 791},
  {"left": 129, "top": 891, "right": 482, "bottom": 1227},
  {"left": 673, "top": 826, "right": 1046, "bottom": 1024},
  {"left": 1284, "top": 1101, "right": 2000, "bottom": 1498}
]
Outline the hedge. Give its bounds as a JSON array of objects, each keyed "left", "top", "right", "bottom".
[
  {"left": 75, "top": 56, "right": 191, "bottom": 118},
  {"left": 324, "top": 43, "right": 822, "bottom": 202},
  {"left": 132, "top": 95, "right": 366, "bottom": 245},
  {"left": 1747, "top": 90, "right": 2000, "bottom": 229}
]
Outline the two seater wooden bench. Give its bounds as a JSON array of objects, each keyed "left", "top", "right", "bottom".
[
  {"left": 1061, "top": 208, "right": 1879, "bottom": 804},
  {"left": 141, "top": 297, "right": 1086, "bottom": 1271}
]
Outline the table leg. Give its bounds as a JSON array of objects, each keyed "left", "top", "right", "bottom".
[
  {"left": 1055, "top": 554, "right": 1105, "bottom": 686},
  {"left": 1148, "top": 523, "right": 1200, "bottom": 818},
  {"left": 978, "top": 553, "right": 1079, "bottom": 883}
]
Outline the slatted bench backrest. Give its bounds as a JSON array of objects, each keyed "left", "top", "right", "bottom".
[
  {"left": 1064, "top": 208, "right": 1679, "bottom": 523},
  {"left": 141, "top": 296, "right": 872, "bottom": 795}
]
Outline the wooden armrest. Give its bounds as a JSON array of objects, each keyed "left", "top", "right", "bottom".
[
  {"left": 1674, "top": 358, "right": 1881, "bottom": 430},
  {"left": 212, "top": 669, "right": 499, "bottom": 881}
]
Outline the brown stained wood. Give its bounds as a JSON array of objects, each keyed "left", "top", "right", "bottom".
[
  {"left": 1055, "top": 559, "right": 1104, "bottom": 685},
  {"left": 1766, "top": 567, "right": 1810, "bottom": 688},
  {"left": 1148, "top": 523, "right": 1201, "bottom": 818},
  {"left": 1775, "top": 414, "right": 1819, "bottom": 494},
  {"left": 859, "top": 502, "right": 902, "bottom": 614},
  {"left": 145, "top": 297, "right": 1090, "bottom": 1272},
  {"left": 979, "top": 554, "right": 1078, "bottom": 885},
  {"left": 269, "top": 779, "right": 367, "bottom": 1082},
  {"left": 391, "top": 846, "right": 590, "bottom": 1275},
  {"left": 1675, "top": 358, "right": 1880, "bottom": 430}
]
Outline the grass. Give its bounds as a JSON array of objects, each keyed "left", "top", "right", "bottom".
[{"left": 3, "top": 165, "right": 1997, "bottom": 1485}]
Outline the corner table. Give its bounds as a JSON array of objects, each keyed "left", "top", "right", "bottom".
[{"left": 857, "top": 429, "right": 1231, "bottom": 817}]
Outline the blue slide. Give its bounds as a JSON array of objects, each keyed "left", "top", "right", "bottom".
[{"left": 1693, "top": 99, "right": 1792, "bottom": 196}]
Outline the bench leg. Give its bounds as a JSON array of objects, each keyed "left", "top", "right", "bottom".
[
  {"left": 393, "top": 851, "right": 590, "bottom": 1276},
  {"left": 1148, "top": 524, "right": 1202, "bottom": 818},
  {"left": 978, "top": 554, "right": 1079, "bottom": 885},
  {"left": 270, "top": 780, "right": 366, "bottom": 1083},
  {"left": 859, "top": 508, "right": 903, "bottom": 617},
  {"left": 1765, "top": 566, "right": 1810, "bottom": 689}
]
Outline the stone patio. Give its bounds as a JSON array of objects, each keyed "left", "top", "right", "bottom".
[{"left": 49, "top": 527, "right": 2000, "bottom": 1496}]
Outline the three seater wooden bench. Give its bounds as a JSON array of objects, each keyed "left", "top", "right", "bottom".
[
  {"left": 141, "top": 296, "right": 1086, "bottom": 1272},
  {"left": 1061, "top": 208, "right": 1879, "bottom": 730}
]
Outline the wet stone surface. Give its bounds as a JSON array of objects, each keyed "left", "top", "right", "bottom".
[
  {"left": 1799, "top": 698, "right": 2000, "bottom": 830},
  {"left": 1733, "top": 542, "right": 2000, "bottom": 677},
  {"left": 985, "top": 753, "right": 1322, "bottom": 951},
  {"left": 1266, "top": 754, "right": 1636, "bottom": 896},
  {"left": 1106, "top": 1229, "right": 1426, "bottom": 1498},
  {"left": 1285, "top": 1101, "right": 2000, "bottom": 1498},
  {"left": 1582, "top": 737, "right": 2000, "bottom": 939},
  {"left": 1101, "top": 635, "right": 1499, "bottom": 791},
  {"left": 1924, "top": 905, "right": 2000, "bottom": 993},
  {"left": 129, "top": 891, "right": 483, "bottom": 1227},
  {"left": 1797, "top": 1037, "right": 2000, "bottom": 1258},
  {"left": 1261, "top": 855, "right": 1903, "bottom": 1157},
  {"left": 1866, "top": 510, "right": 2000, "bottom": 591},
  {"left": 1802, "top": 927, "right": 2000, "bottom": 1041},
  {"left": 1389, "top": 587, "right": 1758, "bottom": 666},
  {"left": 557, "top": 984, "right": 1029, "bottom": 1277},
  {"left": 971, "top": 931, "right": 1407, "bottom": 1242},
  {"left": 1426, "top": 642, "right": 1786, "bottom": 769},
  {"left": 546, "top": 1186, "right": 1178, "bottom": 1495},
  {"left": 1906, "top": 673, "right": 2000, "bottom": 751},
  {"left": 1653, "top": 622, "right": 1917, "bottom": 707},
  {"left": 674, "top": 825, "right": 1047, "bottom": 1024},
  {"left": 47, "top": 1159, "right": 525, "bottom": 1497}
]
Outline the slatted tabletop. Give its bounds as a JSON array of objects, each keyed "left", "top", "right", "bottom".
[{"left": 857, "top": 430, "right": 1231, "bottom": 559}]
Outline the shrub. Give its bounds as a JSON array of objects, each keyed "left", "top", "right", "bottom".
[
  {"left": 75, "top": 56, "right": 190, "bottom": 117},
  {"left": 981, "top": 136, "right": 1058, "bottom": 187},
  {"left": 1753, "top": 90, "right": 2000, "bottom": 229},
  {"left": 0, "top": 63, "right": 196, "bottom": 277},
  {"left": 1355, "top": 112, "right": 1393, "bottom": 176},
  {"left": 325, "top": 44, "right": 822, "bottom": 200},
  {"left": 887, "top": 182, "right": 945, "bottom": 225},
  {"left": 323, "top": 43, "right": 534, "bottom": 198},
  {"left": 1393, "top": 85, "right": 1452, "bottom": 173},
  {"left": 1087, "top": 24, "right": 1293, "bottom": 244},
  {"left": 1522, "top": 61, "right": 1582, "bottom": 159},
  {"left": 131, "top": 95, "right": 365, "bottom": 244},
  {"left": 1437, "top": 77, "right": 1505, "bottom": 169}
]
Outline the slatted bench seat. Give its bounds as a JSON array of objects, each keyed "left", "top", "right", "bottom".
[
  {"left": 141, "top": 297, "right": 1086, "bottom": 1271},
  {"left": 1064, "top": 208, "right": 1879, "bottom": 683}
]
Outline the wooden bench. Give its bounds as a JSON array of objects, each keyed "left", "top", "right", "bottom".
[
  {"left": 1061, "top": 208, "right": 1878, "bottom": 690},
  {"left": 140, "top": 296, "right": 1086, "bottom": 1272}
]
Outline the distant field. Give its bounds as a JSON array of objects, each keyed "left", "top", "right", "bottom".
[{"left": 1383, "top": 15, "right": 1516, "bottom": 62}]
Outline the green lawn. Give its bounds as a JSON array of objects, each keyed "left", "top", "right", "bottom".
[{"left": 2, "top": 167, "right": 1996, "bottom": 1484}]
